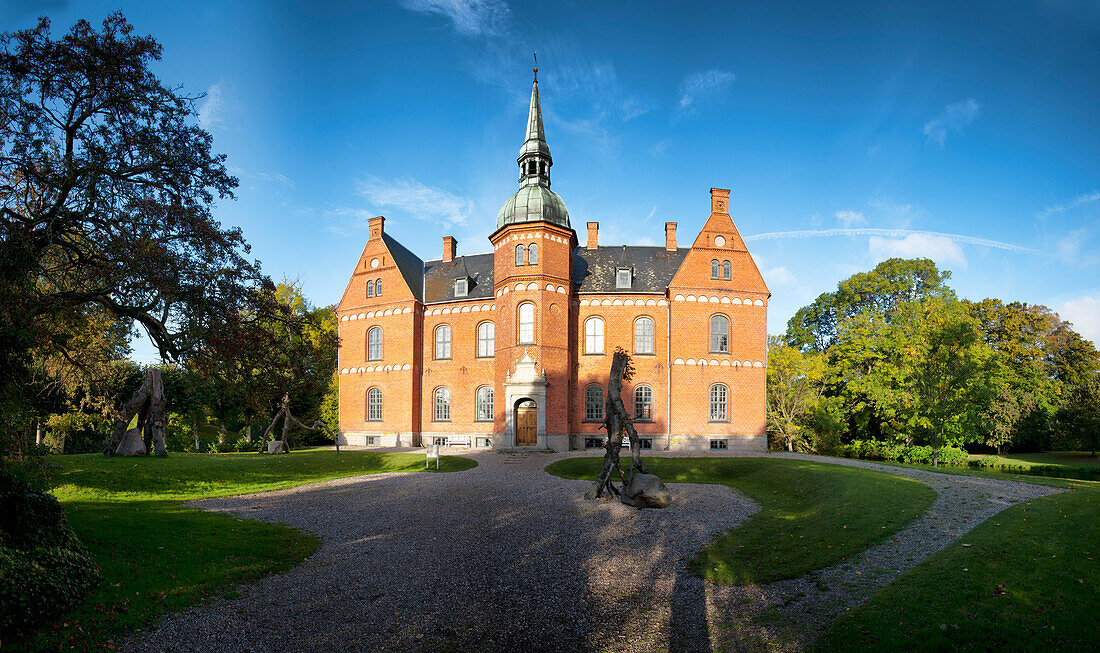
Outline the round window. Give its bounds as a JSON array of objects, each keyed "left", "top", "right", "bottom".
[
  {"left": 370, "top": 258, "right": 380, "bottom": 269},
  {"left": 714, "top": 235, "right": 726, "bottom": 247}
]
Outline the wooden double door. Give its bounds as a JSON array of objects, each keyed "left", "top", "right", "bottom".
[{"left": 516, "top": 400, "right": 537, "bottom": 446}]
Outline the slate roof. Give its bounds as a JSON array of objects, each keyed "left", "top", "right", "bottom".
[
  {"left": 423, "top": 253, "right": 495, "bottom": 303},
  {"left": 572, "top": 246, "right": 689, "bottom": 294},
  {"left": 383, "top": 233, "right": 426, "bottom": 303}
]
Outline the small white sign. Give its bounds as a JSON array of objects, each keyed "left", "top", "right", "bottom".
[{"left": 426, "top": 444, "right": 440, "bottom": 469}]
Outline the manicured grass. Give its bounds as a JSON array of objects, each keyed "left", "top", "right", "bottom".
[
  {"left": 816, "top": 477, "right": 1100, "bottom": 652},
  {"left": 14, "top": 450, "right": 476, "bottom": 651},
  {"left": 545, "top": 456, "right": 935, "bottom": 585},
  {"left": 969, "top": 451, "right": 1100, "bottom": 468}
]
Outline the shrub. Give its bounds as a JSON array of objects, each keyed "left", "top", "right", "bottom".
[
  {"left": 0, "top": 471, "right": 100, "bottom": 636},
  {"left": 839, "top": 441, "right": 968, "bottom": 466}
]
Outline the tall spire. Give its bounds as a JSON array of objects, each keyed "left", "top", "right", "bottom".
[{"left": 518, "top": 56, "right": 552, "bottom": 187}]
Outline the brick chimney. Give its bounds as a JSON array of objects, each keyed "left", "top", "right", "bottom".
[
  {"left": 587, "top": 222, "right": 599, "bottom": 249},
  {"left": 711, "top": 188, "right": 730, "bottom": 214},
  {"left": 368, "top": 215, "right": 385, "bottom": 241},
  {"left": 442, "top": 236, "right": 457, "bottom": 262},
  {"left": 665, "top": 222, "right": 677, "bottom": 251}
]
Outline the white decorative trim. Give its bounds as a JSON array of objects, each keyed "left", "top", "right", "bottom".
[
  {"left": 556, "top": 286, "right": 566, "bottom": 293},
  {"left": 753, "top": 361, "right": 764, "bottom": 367},
  {"left": 657, "top": 299, "right": 668, "bottom": 306},
  {"left": 515, "top": 283, "right": 524, "bottom": 291},
  {"left": 612, "top": 299, "right": 623, "bottom": 306},
  {"left": 674, "top": 358, "right": 684, "bottom": 364},
  {"left": 674, "top": 294, "right": 685, "bottom": 301}
]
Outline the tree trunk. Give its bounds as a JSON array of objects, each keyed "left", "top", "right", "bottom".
[
  {"left": 218, "top": 420, "right": 227, "bottom": 445},
  {"left": 35, "top": 420, "right": 42, "bottom": 446},
  {"left": 104, "top": 369, "right": 168, "bottom": 456},
  {"left": 245, "top": 424, "right": 252, "bottom": 443},
  {"left": 932, "top": 446, "right": 939, "bottom": 468},
  {"left": 786, "top": 437, "right": 794, "bottom": 452},
  {"left": 193, "top": 414, "right": 200, "bottom": 451},
  {"left": 586, "top": 350, "right": 647, "bottom": 500}
]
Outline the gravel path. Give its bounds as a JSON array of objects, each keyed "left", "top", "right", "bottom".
[{"left": 123, "top": 451, "right": 1060, "bottom": 653}]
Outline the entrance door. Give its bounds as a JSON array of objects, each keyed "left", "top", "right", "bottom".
[{"left": 516, "top": 400, "right": 537, "bottom": 446}]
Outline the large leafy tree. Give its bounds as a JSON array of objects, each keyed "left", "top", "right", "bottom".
[
  {"left": 786, "top": 258, "right": 954, "bottom": 351},
  {"left": 0, "top": 14, "right": 272, "bottom": 448}
]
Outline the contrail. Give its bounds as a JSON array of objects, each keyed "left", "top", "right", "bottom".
[{"left": 743, "top": 228, "right": 1042, "bottom": 255}]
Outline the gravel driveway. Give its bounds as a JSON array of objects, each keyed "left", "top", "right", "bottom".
[{"left": 123, "top": 451, "right": 1059, "bottom": 652}]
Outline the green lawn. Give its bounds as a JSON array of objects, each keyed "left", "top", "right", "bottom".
[
  {"left": 14, "top": 450, "right": 476, "bottom": 651},
  {"left": 816, "top": 475, "right": 1099, "bottom": 652},
  {"left": 545, "top": 456, "right": 936, "bottom": 585}
]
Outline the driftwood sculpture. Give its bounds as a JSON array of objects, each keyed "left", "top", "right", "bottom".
[
  {"left": 261, "top": 393, "right": 338, "bottom": 453},
  {"left": 585, "top": 348, "right": 670, "bottom": 508},
  {"left": 104, "top": 369, "right": 168, "bottom": 456}
]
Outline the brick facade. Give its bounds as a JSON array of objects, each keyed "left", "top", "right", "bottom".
[{"left": 336, "top": 79, "right": 769, "bottom": 452}]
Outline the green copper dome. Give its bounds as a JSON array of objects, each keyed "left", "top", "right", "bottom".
[{"left": 496, "top": 184, "right": 570, "bottom": 230}]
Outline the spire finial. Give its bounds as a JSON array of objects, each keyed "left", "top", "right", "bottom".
[{"left": 533, "top": 51, "right": 538, "bottom": 81}]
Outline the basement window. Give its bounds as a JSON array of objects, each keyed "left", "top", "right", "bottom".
[
  {"left": 710, "top": 439, "right": 728, "bottom": 450},
  {"left": 433, "top": 437, "right": 448, "bottom": 446},
  {"left": 475, "top": 436, "right": 492, "bottom": 448},
  {"left": 366, "top": 435, "right": 380, "bottom": 446},
  {"left": 639, "top": 438, "right": 653, "bottom": 450},
  {"left": 584, "top": 438, "right": 604, "bottom": 449}
]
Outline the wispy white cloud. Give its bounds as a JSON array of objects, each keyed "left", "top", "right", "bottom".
[
  {"left": 923, "top": 98, "right": 980, "bottom": 146},
  {"left": 764, "top": 266, "right": 796, "bottom": 286},
  {"left": 400, "top": 0, "right": 510, "bottom": 37},
  {"left": 744, "top": 228, "right": 1041, "bottom": 255},
  {"left": 1058, "top": 295, "right": 1100, "bottom": 347},
  {"left": 198, "top": 81, "right": 226, "bottom": 130},
  {"left": 676, "top": 69, "right": 736, "bottom": 120},
  {"left": 834, "top": 210, "right": 866, "bottom": 227},
  {"left": 1036, "top": 191, "right": 1100, "bottom": 220},
  {"left": 868, "top": 233, "right": 967, "bottom": 269},
  {"left": 357, "top": 174, "right": 473, "bottom": 227}
]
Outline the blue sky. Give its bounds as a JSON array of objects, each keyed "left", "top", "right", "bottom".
[{"left": 4, "top": 0, "right": 1099, "bottom": 355}]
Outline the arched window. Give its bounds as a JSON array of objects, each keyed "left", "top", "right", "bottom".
[
  {"left": 434, "top": 387, "right": 451, "bottom": 421},
  {"left": 711, "top": 259, "right": 720, "bottom": 279},
  {"left": 375, "top": 278, "right": 382, "bottom": 295},
  {"left": 585, "top": 385, "right": 604, "bottom": 421},
  {"left": 517, "top": 303, "right": 535, "bottom": 344},
  {"left": 710, "top": 315, "right": 729, "bottom": 352},
  {"left": 722, "top": 260, "right": 731, "bottom": 281},
  {"left": 367, "top": 327, "right": 382, "bottom": 361},
  {"left": 710, "top": 384, "right": 728, "bottom": 421},
  {"left": 634, "top": 385, "right": 653, "bottom": 421},
  {"left": 476, "top": 386, "right": 494, "bottom": 421},
  {"left": 584, "top": 317, "right": 604, "bottom": 354},
  {"left": 366, "top": 280, "right": 374, "bottom": 297},
  {"left": 434, "top": 324, "right": 451, "bottom": 359},
  {"left": 515, "top": 244, "right": 525, "bottom": 266},
  {"left": 477, "top": 321, "right": 495, "bottom": 357},
  {"left": 634, "top": 317, "right": 654, "bottom": 354},
  {"left": 528, "top": 243, "right": 538, "bottom": 264},
  {"left": 367, "top": 388, "right": 383, "bottom": 421}
]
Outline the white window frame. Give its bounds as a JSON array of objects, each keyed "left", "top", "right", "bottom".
[
  {"left": 367, "top": 327, "right": 382, "bottom": 361},
  {"left": 634, "top": 385, "right": 653, "bottom": 421},
  {"left": 477, "top": 321, "right": 495, "bottom": 357},
  {"left": 518, "top": 303, "right": 535, "bottom": 344},
  {"left": 476, "top": 386, "right": 494, "bottom": 422},
  {"left": 585, "top": 385, "right": 604, "bottom": 421},
  {"left": 584, "top": 317, "right": 604, "bottom": 354},
  {"left": 710, "top": 314, "right": 729, "bottom": 353},
  {"left": 634, "top": 317, "right": 654, "bottom": 354},
  {"left": 710, "top": 383, "right": 728, "bottom": 422},
  {"left": 434, "top": 387, "right": 451, "bottom": 421},
  {"left": 367, "top": 388, "right": 382, "bottom": 421},
  {"left": 434, "top": 324, "right": 451, "bottom": 359}
]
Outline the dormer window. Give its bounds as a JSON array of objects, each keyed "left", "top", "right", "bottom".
[
  {"left": 455, "top": 278, "right": 468, "bottom": 297},
  {"left": 616, "top": 268, "right": 632, "bottom": 289}
]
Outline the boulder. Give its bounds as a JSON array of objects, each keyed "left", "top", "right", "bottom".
[
  {"left": 267, "top": 440, "right": 287, "bottom": 454},
  {"left": 115, "top": 427, "right": 147, "bottom": 456},
  {"left": 621, "top": 472, "right": 670, "bottom": 509}
]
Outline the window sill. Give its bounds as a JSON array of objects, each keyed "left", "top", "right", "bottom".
[
  {"left": 582, "top": 352, "right": 605, "bottom": 356},
  {"left": 583, "top": 419, "right": 604, "bottom": 424},
  {"left": 634, "top": 418, "right": 654, "bottom": 423},
  {"left": 475, "top": 355, "right": 493, "bottom": 359},
  {"left": 633, "top": 352, "right": 656, "bottom": 356},
  {"left": 433, "top": 357, "right": 452, "bottom": 361},
  {"left": 433, "top": 420, "right": 451, "bottom": 423},
  {"left": 708, "top": 351, "right": 731, "bottom": 355},
  {"left": 475, "top": 419, "right": 493, "bottom": 423},
  {"left": 708, "top": 420, "right": 729, "bottom": 424}
]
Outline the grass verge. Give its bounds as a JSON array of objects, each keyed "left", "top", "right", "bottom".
[
  {"left": 815, "top": 476, "right": 1099, "bottom": 652},
  {"left": 545, "top": 456, "right": 935, "bottom": 585},
  {"left": 12, "top": 450, "right": 476, "bottom": 651}
]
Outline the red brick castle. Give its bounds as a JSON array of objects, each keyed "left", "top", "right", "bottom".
[{"left": 336, "top": 73, "right": 770, "bottom": 452}]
